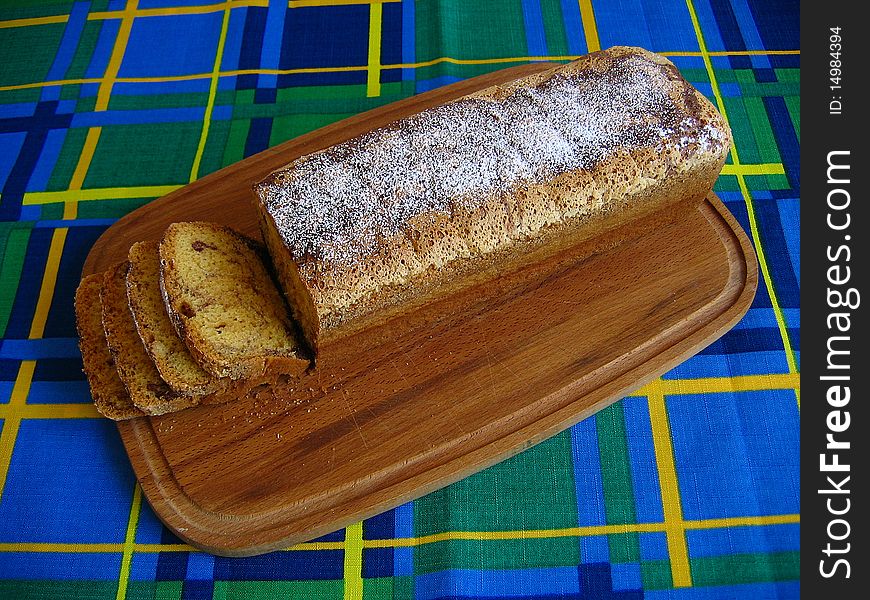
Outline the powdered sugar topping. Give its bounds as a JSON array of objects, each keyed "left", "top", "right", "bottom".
[{"left": 257, "top": 52, "right": 727, "bottom": 265}]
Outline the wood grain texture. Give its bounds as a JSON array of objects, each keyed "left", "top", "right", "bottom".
[{"left": 81, "top": 64, "right": 757, "bottom": 556}]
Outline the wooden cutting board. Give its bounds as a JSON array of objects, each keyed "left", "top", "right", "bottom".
[{"left": 82, "top": 63, "right": 757, "bottom": 556}]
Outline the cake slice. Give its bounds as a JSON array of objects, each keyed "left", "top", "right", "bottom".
[
  {"left": 159, "top": 222, "right": 310, "bottom": 380},
  {"left": 101, "top": 261, "right": 196, "bottom": 416},
  {"left": 75, "top": 274, "right": 143, "bottom": 421},
  {"left": 127, "top": 240, "right": 227, "bottom": 396}
]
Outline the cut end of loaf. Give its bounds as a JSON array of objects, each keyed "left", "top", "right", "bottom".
[{"left": 160, "top": 222, "right": 311, "bottom": 379}]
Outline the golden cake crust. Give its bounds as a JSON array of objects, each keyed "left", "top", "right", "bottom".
[{"left": 254, "top": 46, "right": 732, "bottom": 352}]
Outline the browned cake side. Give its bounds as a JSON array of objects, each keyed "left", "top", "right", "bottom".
[
  {"left": 74, "top": 274, "right": 143, "bottom": 421},
  {"left": 101, "top": 262, "right": 197, "bottom": 416},
  {"left": 127, "top": 240, "right": 227, "bottom": 396},
  {"left": 159, "top": 222, "right": 310, "bottom": 380},
  {"left": 254, "top": 46, "right": 733, "bottom": 353}
]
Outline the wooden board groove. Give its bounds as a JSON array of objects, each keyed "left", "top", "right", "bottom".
[{"left": 81, "top": 64, "right": 757, "bottom": 556}]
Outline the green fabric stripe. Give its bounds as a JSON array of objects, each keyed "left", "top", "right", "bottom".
[
  {"left": 127, "top": 580, "right": 183, "bottom": 600},
  {"left": 414, "top": 0, "right": 530, "bottom": 62},
  {"left": 413, "top": 536, "right": 581, "bottom": 573},
  {"left": 734, "top": 69, "right": 798, "bottom": 97},
  {"left": 785, "top": 95, "right": 800, "bottom": 140},
  {"left": 40, "top": 203, "right": 64, "bottom": 220},
  {"left": 714, "top": 174, "right": 740, "bottom": 192},
  {"left": 595, "top": 402, "right": 640, "bottom": 563},
  {"left": 0, "top": 3, "right": 77, "bottom": 21},
  {"left": 76, "top": 95, "right": 96, "bottom": 113},
  {"left": 275, "top": 83, "right": 370, "bottom": 101},
  {"left": 0, "top": 580, "right": 118, "bottom": 600},
  {"left": 269, "top": 113, "right": 353, "bottom": 147},
  {"left": 744, "top": 96, "right": 781, "bottom": 164},
  {"left": 775, "top": 68, "right": 799, "bottom": 83},
  {"left": 722, "top": 97, "right": 760, "bottom": 163},
  {"left": 690, "top": 551, "right": 800, "bottom": 586},
  {"left": 109, "top": 91, "right": 215, "bottom": 111},
  {"left": 76, "top": 197, "right": 152, "bottom": 219},
  {"left": 541, "top": 0, "right": 570, "bottom": 56},
  {"left": 0, "top": 226, "right": 32, "bottom": 338},
  {"left": 83, "top": 122, "right": 201, "bottom": 188},
  {"left": 415, "top": 430, "right": 578, "bottom": 535},
  {"left": 411, "top": 61, "right": 545, "bottom": 84},
  {"left": 60, "top": 83, "right": 81, "bottom": 100},
  {"left": 222, "top": 117, "right": 251, "bottom": 166},
  {"left": 641, "top": 559, "right": 674, "bottom": 590},
  {"left": 0, "top": 23, "right": 66, "bottom": 87},
  {"left": 744, "top": 173, "right": 789, "bottom": 192},
  {"left": 392, "top": 575, "right": 415, "bottom": 599},
  {"left": 679, "top": 67, "right": 713, "bottom": 85},
  {"left": 363, "top": 577, "right": 398, "bottom": 599},
  {"left": 64, "top": 20, "right": 102, "bottom": 80},
  {"left": 198, "top": 118, "right": 231, "bottom": 178},
  {"left": 47, "top": 126, "right": 87, "bottom": 191},
  {"left": 229, "top": 96, "right": 402, "bottom": 120},
  {"left": 0, "top": 88, "right": 41, "bottom": 104},
  {"left": 212, "top": 580, "right": 344, "bottom": 599}
]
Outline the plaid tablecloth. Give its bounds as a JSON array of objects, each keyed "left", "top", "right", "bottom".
[{"left": 0, "top": 1, "right": 799, "bottom": 598}]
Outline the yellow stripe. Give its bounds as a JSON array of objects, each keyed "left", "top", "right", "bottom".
[
  {"left": 374, "top": 513, "right": 801, "bottom": 547},
  {"left": 289, "top": 540, "right": 347, "bottom": 551},
  {"left": 373, "top": 522, "right": 668, "bottom": 548},
  {"left": 636, "top": 372, "right": 800, "bottom": 397},
  {"left": 133, "top": 543, "right": 193, "bottom": 552},
  {"left": 684, "top": 513, "right": 800, "bottom": 530},
  {"left": 6, "top": 403, "right": 102, "bottom": 419},
  {"left": 0, "top": 77, "right": 103, "bottom": 92},
  {"left": 721, "top": 163, "right": 785, "bottom": 176},
  {"left": 88, "top": 2, "right": 254, "bottom": 20},
  {"left": 22, "top": 185, "right": 181, "bottom": 205},
  {"left": 0, "top": 542, "right": 124, "bottom": 553},
  {"left": 0, "top": 361, "right": 36, "bottom": 498},
  {"left": 647, "top": 380, "right": 692, "bottom": 587},
  {"left": 0, "top": 14, "right": 68, "bottom": 29},
  {"left": 115, "top": 484, "right": 143, "bottom": 600},
  {"left": 343, "top": 521, "right": 364, "bottom": 600},
  {"left": 291, "top": 0, "right": 398, "bottom": 7},
  {"left": 85, "top": 1, "right": 398, "bottom": 22},
  {"left": 190, "top": 2, "right": 232, "bottom": 183},
  {"left": 683, "top": 0, "right": 800, "bottom": 408},
  {"left": 366, "top": 2, "right": 383, "bottom": 97},
  {"left": 66, "top": 0, "right": 139, "bottom": 219},
  {"left": 0, "top": 50, "right": 802, "bottom": 94},
  {"left": 669, "top": 50, "right": 800, "bottom": 57},
  {"left": 577, "top": 1, "right": 601, "bottom": 52},
  {"left": 97, "top": 0, "right": 139, "bottom": 112},
  {"left": 223, "top": 65, "right": 369, "bottom": 76},
  {"left": 395, "top": 55, "right": 572, "bottom": 69},
  {"left": 735, "top": 174, "right": 800, "bottom": 408},
  {"left": 0, "top": 514, "right": 800, "bottom": 555},
  {"left": 0, "top": 542, "right": 191, "bottom": 553},
  {"left": 67, "top": 128, "right": 103, "bottom": 216},
  {"left": 29, "top": 228, "right": 67, "bottom": 340},
  {"left": 0, "top": 227, "right": 68, "bottom": 497},
  {"left": 69, "top": 128, "right": 102, "bottom": 192}
]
